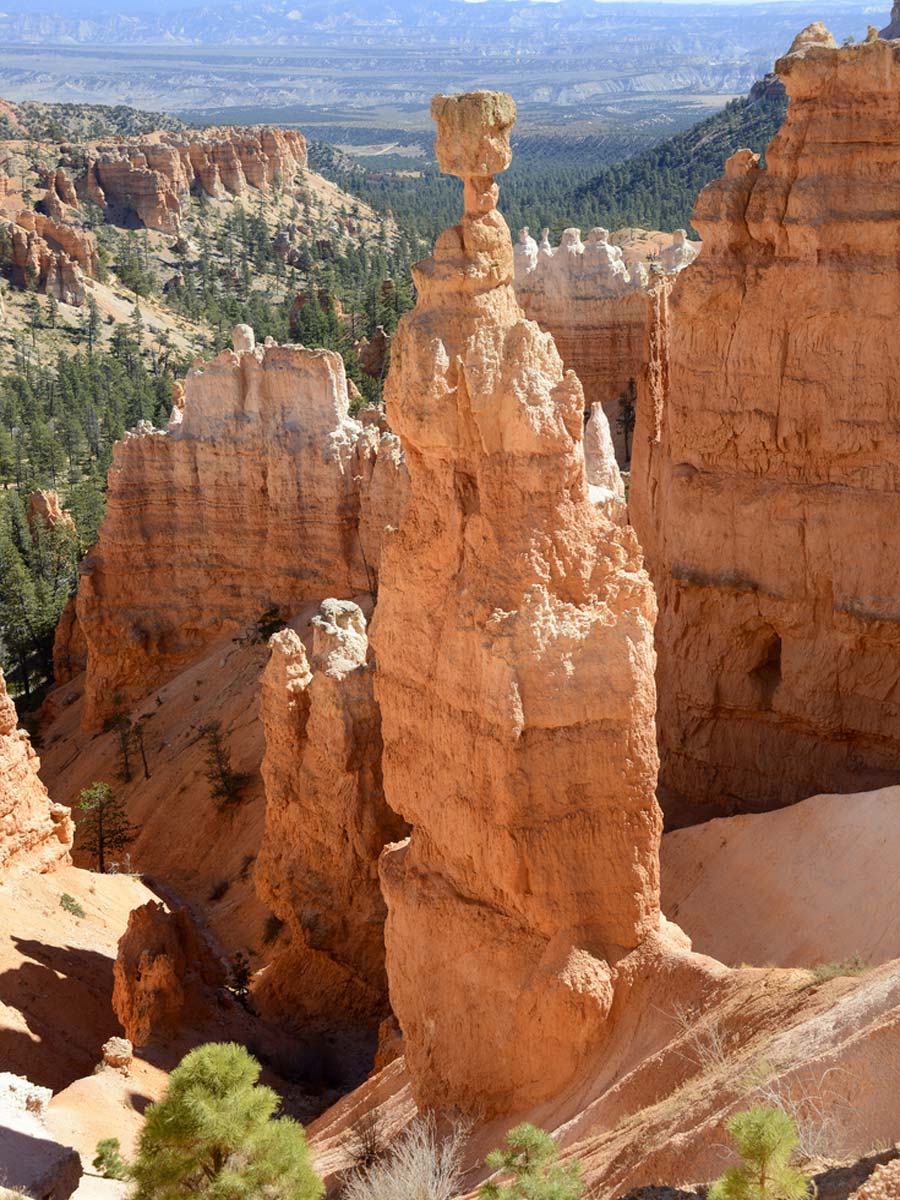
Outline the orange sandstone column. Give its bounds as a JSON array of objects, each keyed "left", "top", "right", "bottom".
[{"left": 371, "top": 90, "right": 662, "bottom": 1115}]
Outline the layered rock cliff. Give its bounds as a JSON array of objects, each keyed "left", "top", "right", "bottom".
[
  {"left": 631, "top": 28, "right": 900, "bottom": 816},
  {"left": 80, "top": 127, "right": 308, "bottom": 233},
  {"left": 255, "top": 601, "right": 407, "bottom": 1025},
  {"left": 76, "top": 326, "right": 406, "bottom": 726},
  {"left": 0, "top": 211, "right": 98, "bottom": 305},
  {"left": 371, "top": 91, "right": 662, "bottom": 1114},
  {"left": 513, "top": 227, "right": 692, "bottom": 463},
  {"left": 0, "top": 668, "right": 72, "bottom": 875}
]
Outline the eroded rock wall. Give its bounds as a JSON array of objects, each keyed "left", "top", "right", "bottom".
[
  {"left": 112, "top": 900, "right": 227, "bottom": 1047},
  {"left": 513, "top": 228, "right": 691, "bottom": 463},
  {"left": 0, "top": 211, "right": 97, "bottom": 305},
  {"left": 371, "top": 91, "right": 662, "bottom": 1115},
  {"left": 75, "top": 328, "right": 405, "bottom": 726},
  {"left": 0, "top": 668, "right": 72, "bottom": 875},
  {"left": 81, "top": 127, "right": 308, "bottom": 233},
  {"left": 254, "top": 601, "right": 407, "bottom": 1025},
  {"left": 631, "top": 29, "right": 900, "bottom": 817}
]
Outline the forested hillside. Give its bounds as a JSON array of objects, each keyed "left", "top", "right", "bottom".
[
  {"left": 0, "top": 96, "right": 186, "bottom": 140},
  {"left": 310, "top": 91, "right": 788, "bottom": 244},
  {"left": 0, "top": 106, "right": 416, "bottom": 702},
  {"left": 569, "top": 92, "right": 788, "bottom": 232},
  {"left": 1, "top": 81, "right": 790, "bottom": 704}
]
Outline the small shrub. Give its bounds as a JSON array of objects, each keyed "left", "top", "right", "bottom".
[
  {"left": 103, "top": 693, "right": 134, "bottom": 783},
  {"left": 76, "top": 781, "right": 138, "bottom": 873},
  {"left": 235, "top": 607, "right": 287, "bottom": 646},
  {"left": 228, "top": 951, "right": 252, "bottom": 1006},
  {"left": 60, "top": 893, "right": 85, "bottom": 919},
  {"left": 709, "top": 1105, "right": 810, "bottom": 1200},
  {"left": 93, "top": 1137, "right": 130, "bottom": 1180},
  {"left": 805, "top": 957, "right": 869, "bottom": 987},
  {"left": 201, "top": 722, "right": 249, "bottom": 810},
  {"left": 745, "top": 1062, "right": 853, "bottom": 1161},
  {"left": 130, "top": 1042, "right": 322, "bottom": 1200},
  {"left": 348, "top": 1110, "right": 383, "bottom": 1171},
  {"left": 343, "top": 1115, "right": 467, "bottom": 1200},
  {"left": 479, "top": 1124, "right": 582, "bottom": 1200},
  {"left": 670, "top": 1000, "right": 731, "bottom": 1072}
]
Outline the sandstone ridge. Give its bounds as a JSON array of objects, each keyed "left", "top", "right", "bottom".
[
  {"left": 0, "top": 210, "right": 98, "bottom": 305},
  {"left": 0, "top": 667, "right": 71, "bottom": 876},
  {"left": 255, "top": 600, "right": 408, "bottom": 1026},
  {"left": 512, "top": 226, "right": 695, "bottom": 463}
]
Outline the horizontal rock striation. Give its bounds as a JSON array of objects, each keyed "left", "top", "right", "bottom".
[
  {"left": 75, "top": 327, "right": 406, "bottom": 726},
  {"left": 80, "top": 127, "right": 307, "bottom": 233},
  {"left": 631, "top": 28, "right": 900, "bottom": 817},
  {"left": 372, "top": 91, "right": 662, "bottom": 1115},
  {"left": 0, "top": 668, "right": 72, "bottom": 875}
]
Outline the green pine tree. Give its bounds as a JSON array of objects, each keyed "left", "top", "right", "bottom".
[
  {"left": 479, "top": 1125, "right": 582, "bottom": 1200},
  {"left": 76, "top": 781, "right": 137, "bottom": 873},
  {"left": 131, "top": 1042, "right": 323, "bottom": 1200},
  {"left": 93, "top": 1138, "right": 131, "bottom": 1180},
  {"left": 709, "top": 1106, "right": 810, "bottom": 1200}
]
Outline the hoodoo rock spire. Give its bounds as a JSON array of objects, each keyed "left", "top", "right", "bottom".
[{"left": 370, "top": 90, "right": 663, "bottom": 1114}]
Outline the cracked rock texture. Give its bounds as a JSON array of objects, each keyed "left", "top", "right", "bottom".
[
  {"left": 371, "top": 89, "right": 661, "bottom": 1115},
  {"left": 255, "top": 601, "right": 408, "bottom": 1026},
  {"left": 80, "top": 127, "right": 307, "bottom": 233},
  {"left": 0, "top": 668, "right": 72, "bottom": 876},
  {"left": 112, "top": 900, "right": 227, "bottom": 1047},
  {"left": 75, "top": 329, "right": 406, "bottom": 726},
  {"left": 631, "top": 31, "right": 900, "bottom": 818}
]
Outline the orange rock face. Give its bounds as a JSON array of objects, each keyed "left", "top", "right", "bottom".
[
  {"left": 52, "top": 595, "right": 87, "bottom": 687},
  {"left": 631, "top": 32, "right": 900, "bottom": 817},
  {"left": 0, "top": 211, "right": 98, "bottom": 305},
  {"left": 512, "top": 227, "right": 694, "bottom": 465},
  {"left": 517, "top": 279, "right": 667, "bottom": 463},
  {"left": 27, "top": 488, "right": 76, "bottom": 534},
  {"left": 371, "top": 91, "right": 661, "bottom": 1115},
  {"left": 75, "top": 328, "right": 406, "bottom": 727},
  {"left": 354, "top": 326, "right": 389, "bottom": 379},
  {"left": 81, "top": 127, "right": 308, "bottom": 233},
  {"left": 112, "top": 899, "right": 227, "bottom": 1047},
  {"left": 254, "top": 601, "right": 408, "bottom": 1025},
  {"left": 40, "top": 167, "right": 80, "bottom": 222},
  {"left": 0, "top": 668, "right": 72, "bottom": 876}
]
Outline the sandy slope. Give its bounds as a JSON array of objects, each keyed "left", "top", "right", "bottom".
[
  {"left": 0, "top": 864, "right": 157, "bottom": 1091},
  {"left": 661, "top": 787, "right": 900, "bottom": 969}
]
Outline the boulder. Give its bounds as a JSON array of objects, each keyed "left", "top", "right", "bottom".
[
  {"left": 112, "top": 900, "right": 227, "bottom": 1047},
  {"left": 0, "top": 1074, "right": 81, "bottom": 1200}
]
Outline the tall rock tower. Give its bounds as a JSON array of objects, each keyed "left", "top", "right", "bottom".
[
  {"left": 371, "top": 91, "right": 662, "bottom": 1114},
  {"left": 631, "top": 30, "right": 900, "bottom": 815}
]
